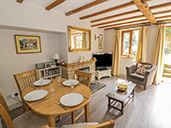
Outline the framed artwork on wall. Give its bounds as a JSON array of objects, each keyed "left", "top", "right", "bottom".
[
  {"left": 14, "top": 35, "right": 41, "bottom": 54},
  {"left": 98, "top": 34, "right": 102, "bottom": 49}
]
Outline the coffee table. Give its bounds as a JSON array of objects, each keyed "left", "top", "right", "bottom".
[{"left": 106, "top": 82, "right": 136, "bottom": 115}]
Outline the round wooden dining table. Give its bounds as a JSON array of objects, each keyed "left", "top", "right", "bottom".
[{"left": 22, "top": 78, "right": 92, "bottom": 127}]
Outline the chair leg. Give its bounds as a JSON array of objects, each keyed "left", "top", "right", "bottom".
[{"left": 71, "top": 111, "right": 76, "bottom": 124}]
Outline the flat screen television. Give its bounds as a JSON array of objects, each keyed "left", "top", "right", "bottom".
[{"left": 92, "top": 53, "right": 112, "bottom": 69}]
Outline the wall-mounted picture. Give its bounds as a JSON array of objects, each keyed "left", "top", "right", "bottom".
[
  {"left": 98, "top": 34, "right": 102, "bottom": 49},
  {"left": 15, "top": 35, "right": 41, "bottom": 54}
]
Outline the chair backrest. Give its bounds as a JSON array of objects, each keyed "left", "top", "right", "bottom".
[
  {"left": 43, "top": 119, "right": 114, "bottom": 128},
  {"left": 14, "top": 69, "right": 37, "bottom": 94},
  {"left": 13, "top": 69, "right": 37, "bottom": 111},
  {"left": 0, "top": 92, "right": 15, "bottom": 128},
  {"left": 74, "top": 70, "right": 92, "bottom": 88}
]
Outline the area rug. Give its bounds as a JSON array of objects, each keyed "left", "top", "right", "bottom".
[{"left": 90, "top": 81, "right": 106, "bottom": 94}]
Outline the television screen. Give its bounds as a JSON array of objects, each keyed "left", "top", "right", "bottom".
[{"left": 93, "top": 53, "right": 112, "bottom": 69}]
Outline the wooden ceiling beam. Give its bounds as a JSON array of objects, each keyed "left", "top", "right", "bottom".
[
  {"left": 98, "top": 19, "right": 147, "bottom": 29},
  {"left": 65, "top": 0, "right": 108, "bottom": 16},
  {"left": 104, "top": 22, "right": 150, "bottom": 30},
  {"left": 150, "top": 2, "right": 171, "bottom": 10},
  {"left": 91, "top": 15, "right": 145, "bottom": 27},
  {"left": 17, "top": 0, "right": 23, "bottom": 3},
  {"left": 80, "top": 1, "right": 135, "bottom": 20},
  {"left": 157, "top": 19, "right": 171, "bottom": 23},
  {"left": 91, "top": 2, "right": 171, "bottom": 23},
  {"left": 132, "top": 0, "right": 156, "bottom": 24},
  {"left": 153, "top": 10, "right": 171, "bottom": 16},
  {"left": 91, "top": 9, "right": 140, "bottom": 23},
  {"left": 46, "top": 0, "right": 66, "bottom": 11},
  {"left": 155, "top": 15, "right": 171, "bottom": 20},
  {"left": 91, "top": 10, "right": 171, "bottom": 27}
]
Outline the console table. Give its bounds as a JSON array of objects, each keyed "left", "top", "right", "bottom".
[{"left": 95, "top": 68, "right": 111, "bottom": 80}]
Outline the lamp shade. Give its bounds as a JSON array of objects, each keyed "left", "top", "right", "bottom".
[{"left": 52, "top": 53, "right": 60, "bottom": 60}]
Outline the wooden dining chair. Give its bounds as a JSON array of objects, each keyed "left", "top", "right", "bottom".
[
  {"left": 74, "top": 70, "right": 92, "bottom": 88},
  {"left": 13, "top": 69, "right": 37, "bottom": 112},
  {"left": 71, "top": 70, "right": 92, "bottom": 124},
  {"left": 0, "top": 92, "right": 47, "bottom": 128},
  {"left": 43, "top": 119, "right": 115, "bottom": 128}
]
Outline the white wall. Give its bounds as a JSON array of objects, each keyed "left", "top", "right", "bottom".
[
  {"left": 104, "top": 25, "right": 158, "bottom": 76},
  {"left": 104, "top": 29, "right": 114, "bottom": 52},
  {"left": 0, "top": 0, "right": 104, "bottom": 107},
  {"left": 147, "top": 25, "right": 158, "bottom": 63},
  {"left": 0, "top": 28, "right": 60, "bottom": 107},
  {"left": 0, "top": 0, "right": 104, "bottom": 63}
]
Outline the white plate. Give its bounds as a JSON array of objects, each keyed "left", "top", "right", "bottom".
[
  {"left": 62, "top": 79, "right": 79, "bottom": 87},
  {"left": 33, "top": 79, "right": 51, "bottom": 86},
  {"left": 60, "top": 93, "right": 83, "bottom": 107},
  {"left": 24, "top": 90, "right": 48, "bottom": 101}
]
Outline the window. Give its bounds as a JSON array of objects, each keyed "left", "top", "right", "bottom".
[{"left": 121, "top": 30, "right": 139, "bottom": 57}]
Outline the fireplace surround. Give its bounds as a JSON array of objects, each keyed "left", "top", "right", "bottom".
[{"left": 58, "top": 58, "right": 96, "bottom": 81}]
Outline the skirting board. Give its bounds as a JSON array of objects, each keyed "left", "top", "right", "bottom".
[{"left": 8, "top": 102, "right": 22, "bottom": 110}]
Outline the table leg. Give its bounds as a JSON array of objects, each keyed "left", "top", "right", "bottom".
[
  {"left": 84, "top": 103, "right": 89, "bottom": 122},
  {"left": 47, "top": 115, "right": 56, "bottom": 127},
  {"left": 121, "top": 102, "right": 124, "bottom": 115},
  {"left": 71, "top": 111, "right": 76, "bottom": 124},
  {"left": 108, "top": 98, "right": 111, "bottom": 109}
]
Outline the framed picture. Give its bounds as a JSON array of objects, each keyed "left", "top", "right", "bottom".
[
  {"left": 15, "top": 35, "right": 41, "bottom": 54},
  {"left": 98, "top": 34, "right": 102, "bottom": 49}
]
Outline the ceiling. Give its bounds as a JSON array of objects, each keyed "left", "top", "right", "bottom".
[{"left": 19, "top": 0, "right": 171, "bottom": 29}]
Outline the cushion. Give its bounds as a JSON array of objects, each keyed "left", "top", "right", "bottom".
[
  {"left": 130, "top": 73, "right": 144, "bottom": 80},
  {"left": 13, "top": 110, "right": 47, "bottom": 128},
  {"left": 61, "top": 122, "right": 98, "bottom": 128},
  {"left": 135, "top": 63, "right": 151, "bottom": 75}
]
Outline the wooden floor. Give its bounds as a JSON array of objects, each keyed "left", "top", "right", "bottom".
[{"left": 9, "top": 76, "right": 171, "bottom": 128}]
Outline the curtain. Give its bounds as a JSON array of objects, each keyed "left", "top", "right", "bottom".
[
  {"left": 112, "top": 30, "right": 121, "bottom": 76},
  {"left": 152, "top": 24, "right": 165, "bottom": 84},
  {"left": 136, "top": 26, "right": 148, "bottom": 63}
]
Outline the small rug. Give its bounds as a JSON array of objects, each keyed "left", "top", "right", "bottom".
[{"left": 90, "top": 81, "right": 106, "bottom": 94}]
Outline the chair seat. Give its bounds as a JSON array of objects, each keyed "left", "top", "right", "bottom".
[
  {"left": 13, "top": 110, "right": 48, "bottom": 128},
  {"left": 61, "top": 122, "right": 98, "bottom": 128},
  {"left": 130, "top": 73, "right": 144, "bottom": 81}
]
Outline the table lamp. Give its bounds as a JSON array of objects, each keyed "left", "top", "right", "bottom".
[{"left": 52, "top": 53, "right": 60, "bottom": 66}]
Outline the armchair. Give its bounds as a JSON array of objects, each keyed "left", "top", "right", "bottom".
[{"left": 126, "top": 63, "right": 157, "bottom": 90}]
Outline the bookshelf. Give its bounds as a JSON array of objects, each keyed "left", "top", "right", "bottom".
[{"left": 36, "top": 66, "right": 61, "bottom": 79}]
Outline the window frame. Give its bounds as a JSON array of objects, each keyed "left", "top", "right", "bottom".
[{"left": 121, "top": 29, "right": 139, "bottom": 58}]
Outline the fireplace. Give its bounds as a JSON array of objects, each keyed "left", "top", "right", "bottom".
[
  {"left": 58, "top": 58, "right": 96, "bottom": 81},
  {"left": 78, "top": 67, "right": 90, "bottom": 72}
]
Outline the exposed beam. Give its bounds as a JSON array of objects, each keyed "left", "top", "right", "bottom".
[
  {"left": 104, "top": 22, "right": 150, "bottom": 30},
  {"left": 150, "top": 2, "right": 171, "bottom": 10},
  {"left": 157, "top": 19, "right": 171, "bottom": 23},
  {"left": 155, "top": 15, "right": 171, "bottom": 20},
  {"left": 91, "top": 15, "right": 145, "bottom": 27},
  {"left": 91, "top": 3, "right": 171, "bottom": 23},
  {"left": 17, "top": 0, "right": 23, "bottom": 3},
  {"left": 91, "top": 10, "right": 171, "bottom": 27},
  {"left": 80, "top": 1, "right": 135, "bottom": 20},
  {"left": 46, "top": 0, "right": 65, "bottom": 11},
  {"left": 132, "top": 0, "right": 156, "bottom": 24},
  {"left": 91, "top": 9, "right": 140, "bottom": 23},
  {"left": 98, "top": 19, "right": 147, "bottom": 29},
  {"left": 153, "top": 10, "right": 171, "bottom": 16},
  {"left": 65, "top": 0, "right": 108, "bottom": 16}
]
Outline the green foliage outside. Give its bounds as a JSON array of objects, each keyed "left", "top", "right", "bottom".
[{"left": 165, "top": 27, "right": 171, "bottom": 55}]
